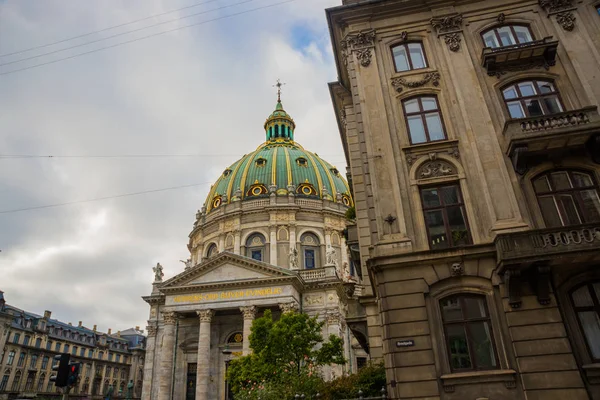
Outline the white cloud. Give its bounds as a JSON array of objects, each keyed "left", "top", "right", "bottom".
[{"left": 0, "top": 0, "right": 344, "bottom": 332}]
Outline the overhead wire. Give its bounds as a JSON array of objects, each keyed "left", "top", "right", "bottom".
[
  {"left": 0, "top": 182, "right": 213, "bottom": 214},
  {"left": 0, "top": 0, "right": 223, "bottom": 58},
  {"left": 0, "top": 0, "right": 296, "bottom": 76},
  {"left": 0, "top": 0, "right": 255, "bottom": 67}
]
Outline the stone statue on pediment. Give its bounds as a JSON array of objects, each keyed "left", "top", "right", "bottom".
[
  {"left": 289, "top": 248, "right": 299, "bottom": 270},
  {"left": 153, "top": 263, "right": 164, "bottom": 282},
  {"left": 179, "top": 258, "right": 192, "bottom": 270}
]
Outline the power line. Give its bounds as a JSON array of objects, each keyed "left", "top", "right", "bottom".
[
  {"left": 0, "top": 0, "right": 223, "bottom": 58},
  {"left": 0, "top": 0, "right": 296, "bottom": 76},
  {"left": 0, "top": 182, "right": 213, "bottom": 214},
  {"left": 0, "top": 0, "right": 255, "bottom": 67}
]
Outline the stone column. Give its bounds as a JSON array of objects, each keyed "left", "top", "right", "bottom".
[
  {"left": 269, "top": 225, "right": 277, "bottom": 264},
  {"left": 233, "top": 230, "right": 241, "bottom": 255},
  {"left": 157, "top": 312, "right": 176, "bottom": 400},
  {"left": 240, "top": 306, "right": 257, "bottom": 355},
  {"left": 218, "top": 235, "right": 225, "bottom": 252},
  {"left": 326, "top": 311, "right": 343, "bottom": 379},
  {"left": 140, "top": 324, "right": 157, "bottom": 400},
  {"left": 196, "top": 309, "right": 214, "bottom": 400}
]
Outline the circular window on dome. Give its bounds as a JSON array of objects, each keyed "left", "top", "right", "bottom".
[
  {"left": 223, "top": 168, "right": 232, "bottom": 177},
  {"left": 212, "top": 197, "right": 222, "bottom": 209},
  {"left": 247, "top": 183, "right": 268, "bottom": 197},
  {"left": 296, "top": 157, "right": 308, "bottom": 167},
  {"left": 255, "top": 158, "right": 267, "bottom": 168},
  {"left": 342, "top": 195, "right": 351, "bottom": 206},
  {"left": 330, "top": 168, "right": 340, "bottom": 176},
  {"left": 296, "top": 183, "right": 317, "bottom": 196}
]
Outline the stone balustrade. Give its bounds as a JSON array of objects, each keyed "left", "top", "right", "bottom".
[
  {"left": 495, "top": 224, "right": 600, "bottom": 270},
  {"left": 298, "top": 266, "right": 339, "bottom": 282}
]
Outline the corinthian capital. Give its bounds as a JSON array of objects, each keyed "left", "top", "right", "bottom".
[
  {"left": 162, "top": 312, "right": 177, "bottom": 325},
  {"left": 279, "top": 302, "right": 299, "bottom": 314},
  {"left": 197, "top": 309, "right": 215, "bottom": 323},
  {"left": 240, "top": 306, "right": 257, "bottom": 320},
  {"left": 146, "top": 324, "right": 158, "bottom": 337}
]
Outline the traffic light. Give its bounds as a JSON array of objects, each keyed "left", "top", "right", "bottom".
[
  {"left": 67, "top": 362, "right": 81, "bottom": 387},
  {"left": 50, "top": 354, "right": 70, "bottom": 387}
]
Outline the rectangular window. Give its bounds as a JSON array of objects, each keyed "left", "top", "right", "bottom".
[
  {"left": 35, "top": 338, "right": 42, "bottom": 348},
  {"left": 64, "top": 344, "right": 70, "bottom": 353},
  {"left": 46, "top": 341, "right": 52, "bottom": 350},
  {"left": 0, "top": 374, "right": 8, "bottom": 391},
  {"left": 403, "top": 97, "right": 447, "bottom": 144},
  {"left": 17, "top": 352, "right": 26, "bottom": 367},
  {"left": 13, "top": 333, "right": 20, "bottom": 344},
  {"left": 108, "top": 353, "right": 113, "bottom": 362},
  {"left": 30, "top": 355, "right": 38, "bottom": 369},
  {"left": 304, "top": 249, "right": 315, "bottom": 269},
  {"left": 41, "top": 356, "right": 49, "bottom": 370},
  {"left": 80, "top": 348, "right": 85, "bottom": 357},
  {"left": 55, "top": 343, "right": 61, "bottom": 352},
  {"left": 392, "top": 42, "right": 427, "bottom": 72},
  {"left": 441, "top": 295, "right": 498, "bottom": 371},
  {"left": 421, "top": 185, "right": 471, "bottom": 249},
  {"left": 88, "top": 349, "right": 94, "bottom": 358},
  {"left": 23, "top": 336, "right": 30, "bottom": 346},
  {"left": 116, "top": 354, "right": 120, "bottom": 362}
]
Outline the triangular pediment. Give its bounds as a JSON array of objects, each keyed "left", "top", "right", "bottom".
[{"left": 159, "top": 252, "right": 296, "bottom": 289}]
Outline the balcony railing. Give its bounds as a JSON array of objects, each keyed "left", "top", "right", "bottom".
[
  {"left": 481, "top": 37, "right": 558, "bottom": 77},
  {"left": 297, "top": 266, "right": 339, "bottom": 282},
  {"left": 503, "top": 106, "right": 600, "bottom": 174},
  {"left": 495, "top": 223, "right": 600, "bottom": 271}
]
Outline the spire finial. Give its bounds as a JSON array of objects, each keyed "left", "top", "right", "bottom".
[{"left": 273, "top": 79, "right": 285, "bottom": 103}]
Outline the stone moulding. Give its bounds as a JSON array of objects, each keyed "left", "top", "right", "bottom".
[
  {"left": 440, "top": 369, "right": 517, "bottom": 393},
  {"left": 416, "top": 160, "right": 456, "bottom": 179},
  {"left": 391, "top": 71, "right": 440, "bottom": 93},
  {"left": 403, "top": 140, "right": 460, "bottom": 168},
  {"left": 340, "top": 29, "right": 376, "bottom": 69}
]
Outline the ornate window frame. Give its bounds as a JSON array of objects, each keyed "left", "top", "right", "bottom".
[
  {"left": 300, "top": 232, "right": 321, "bottom": 269},
  {"left": 481, "top": 24, "right": 536, "bottom": 49},
  {"left": 390, "top": 41, "right": 429, "bottom": 72},
  {"left": 401, "top": 94, "right": 448, "bottom": 145},
  {"left": 500, "top": 79, "right": 565, "bottom": 119},
  {"left": 245, "top": 233, "right": 267, "bottom": 262},
  {"left": 427, "top": 278, "right": 517, "bottom": 392}
]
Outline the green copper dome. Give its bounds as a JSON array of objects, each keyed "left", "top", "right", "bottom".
[{"left": 204, "top": 101, "right": 352, "bottom": 213}]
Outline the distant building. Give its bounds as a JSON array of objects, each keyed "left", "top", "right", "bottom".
[{"left": 0, "top": 290, "right": 145, "bottom": 399}]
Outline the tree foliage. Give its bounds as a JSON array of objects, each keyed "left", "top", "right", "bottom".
[
  {"left": 319, "top": 362, "right": 386, "bottom": 399},
  {"left": 226, "top": 310, "right": 345, "bottom": 398}
]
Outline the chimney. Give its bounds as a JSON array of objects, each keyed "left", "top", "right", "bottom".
[
  {"left": 43, "top": 310, "right": 51, "bottom": 319},
  {"left": 78, "top": 321, "right": 82, "bottom": 327},
  {"left": 93, "top": 325, "right": 97, "bottom": 332},
  {"left": 108, "top": 328, "right": 112, "bottom": 335},
  {"left": 135, "top": 326, "right": 140, "bottom": 331}
]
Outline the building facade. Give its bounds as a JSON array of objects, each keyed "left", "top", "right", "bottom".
[
  {"left": 0, "top": 291, "right": 146, "bottom": 399},
  {"left": 327, "top": 0, "right": 600, "bottom": 399},
  {"left": 141, "top": 98, "right": 369, "bottom": 400}
]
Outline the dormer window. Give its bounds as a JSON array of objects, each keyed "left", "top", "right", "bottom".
[
  {"left": 223, "top": 169, "right": 232, "bottom": 177},
  {"left": 256, "top": 158, "right": 267, "bottom": 167},
  {"left": 296, "top": 157, "right": 308, "bottom": 167},
  {"left": 482, "top": 25, "right": 533, "bottom": 48}
]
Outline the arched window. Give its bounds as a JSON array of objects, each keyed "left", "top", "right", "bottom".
[
  {"left": 206, "top": 243, "right": 218, "bottom": 258},
  {"left": 0, "top": 370, "right": 10, "bottom": 391},
  {"left": 482, "top": 25, "right": 534, "bottom": 48},
  {"left": 502, "top": 80, "right": 563, "bottom": 118},
  {"left": 392, "top": 42, "right": 427, "bottom": 72},
  {"left": 402, "top": 96, "right": 447, "bottom": 144},
  {"left": 17, "top": 352, "right": 25, "bottom": 367},
  {"left": 421, "top": 184, "right": 471, "bottom": 249},
  {"left": 37, "top": 373, "right": 46, "bottom": 392},
  {"left": 12, "top": 370, "right": 22, "bottom": 391},
  {"left": 534, "top": 170, "right": 600, "bottom": 227},
  {"left": 571, "top": 282, "right": 600, "bottom": 361},
  {"left": 440, "top": 294, "right": 498, "bottom": 371},
  {"left": 25, "top": 372, "right": 34, "bottom": 391},
  {"left": 245, "top": 233, "right": 266, "bottom": 261},
  {"left": 300, "top": 233, "right": 320, "bottom": 269}
]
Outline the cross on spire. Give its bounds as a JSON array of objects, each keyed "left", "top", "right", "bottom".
[{"left": 273, "top": 79, "right": 286, "bottom": 103}]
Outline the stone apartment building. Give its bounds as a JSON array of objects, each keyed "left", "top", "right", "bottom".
[
  {"left": 327, "top": 0, "right": 600, "bottom": 399},
  {"left": 0, "top": 290, "right": 145, "bottom": 399}
]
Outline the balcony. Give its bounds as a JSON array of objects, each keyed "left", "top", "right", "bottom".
[
  {"left": 481, "top": 37, "right": 558, "bottom": 77},
  {"left": 495, "top": 224, "right": 600, "bottom": 308},
  {"left": 297, "top": 266, "right": 339, "bottom": 282},
  {"left": 503, "top": 106, "right": 600, "bottom": 174},
  {"left": 496, "top": 224, "right": 600, "bottom": 271}
]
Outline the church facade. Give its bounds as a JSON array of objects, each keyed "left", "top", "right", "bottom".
[{"left": 141, "top": 96, "right": 368, "bottom": 400}]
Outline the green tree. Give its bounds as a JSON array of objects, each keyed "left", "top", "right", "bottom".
[{"left": 227, "top": 310, "right": 345, "bottom": 399}]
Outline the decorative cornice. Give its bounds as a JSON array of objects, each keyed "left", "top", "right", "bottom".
[
  {"left": 539, "top": 0, "right": 574, "bottom": 13},
  {"left": 391, "top": 72, "right": 440, "bottom": 93},
  {"left": 240, "top": 306, "right": 257, "bottom": 320},
  {"left": 197, "top": 309, "right": 214, "bottom": 323},
  {"left": 538, "top": 0, "right": 577, "bottom": 31}
]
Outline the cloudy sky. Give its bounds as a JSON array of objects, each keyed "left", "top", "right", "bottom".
[{"left": 0, "top": 0, "right": 345, "bottom": 333}]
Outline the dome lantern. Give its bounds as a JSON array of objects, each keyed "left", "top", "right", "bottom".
[{"left": 264, "top": 80, "right": 296, "bottom": 142}]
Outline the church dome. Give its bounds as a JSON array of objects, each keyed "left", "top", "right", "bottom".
[{"left": 203, "top": 98, "right": 352, "bottom": 213}]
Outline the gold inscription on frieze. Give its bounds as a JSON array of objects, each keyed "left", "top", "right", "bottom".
[{"left": 173, "top": 287, "right": 283, "bottom": 303}]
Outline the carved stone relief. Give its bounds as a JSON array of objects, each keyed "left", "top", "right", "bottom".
[
  {"left": 417, "top": 160, "right": 456, "bottom": 179},
  {"left": 556, "top": 11, "right": 576, "bottom": 31},
  {"left": 340, "top": 29, "right": 376, "bottom": 70},
  {"left": 430, "top": 15, "right": 464, "bottom": 52},
  {"left": 538, "top": 0, "right": 577, "bottom": 31},
  {"left": 305, "top": 295, "right": 324, "bottom": 306},
  {"left": 391, "top": 72, "right": 440, "bottom": 93}
]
